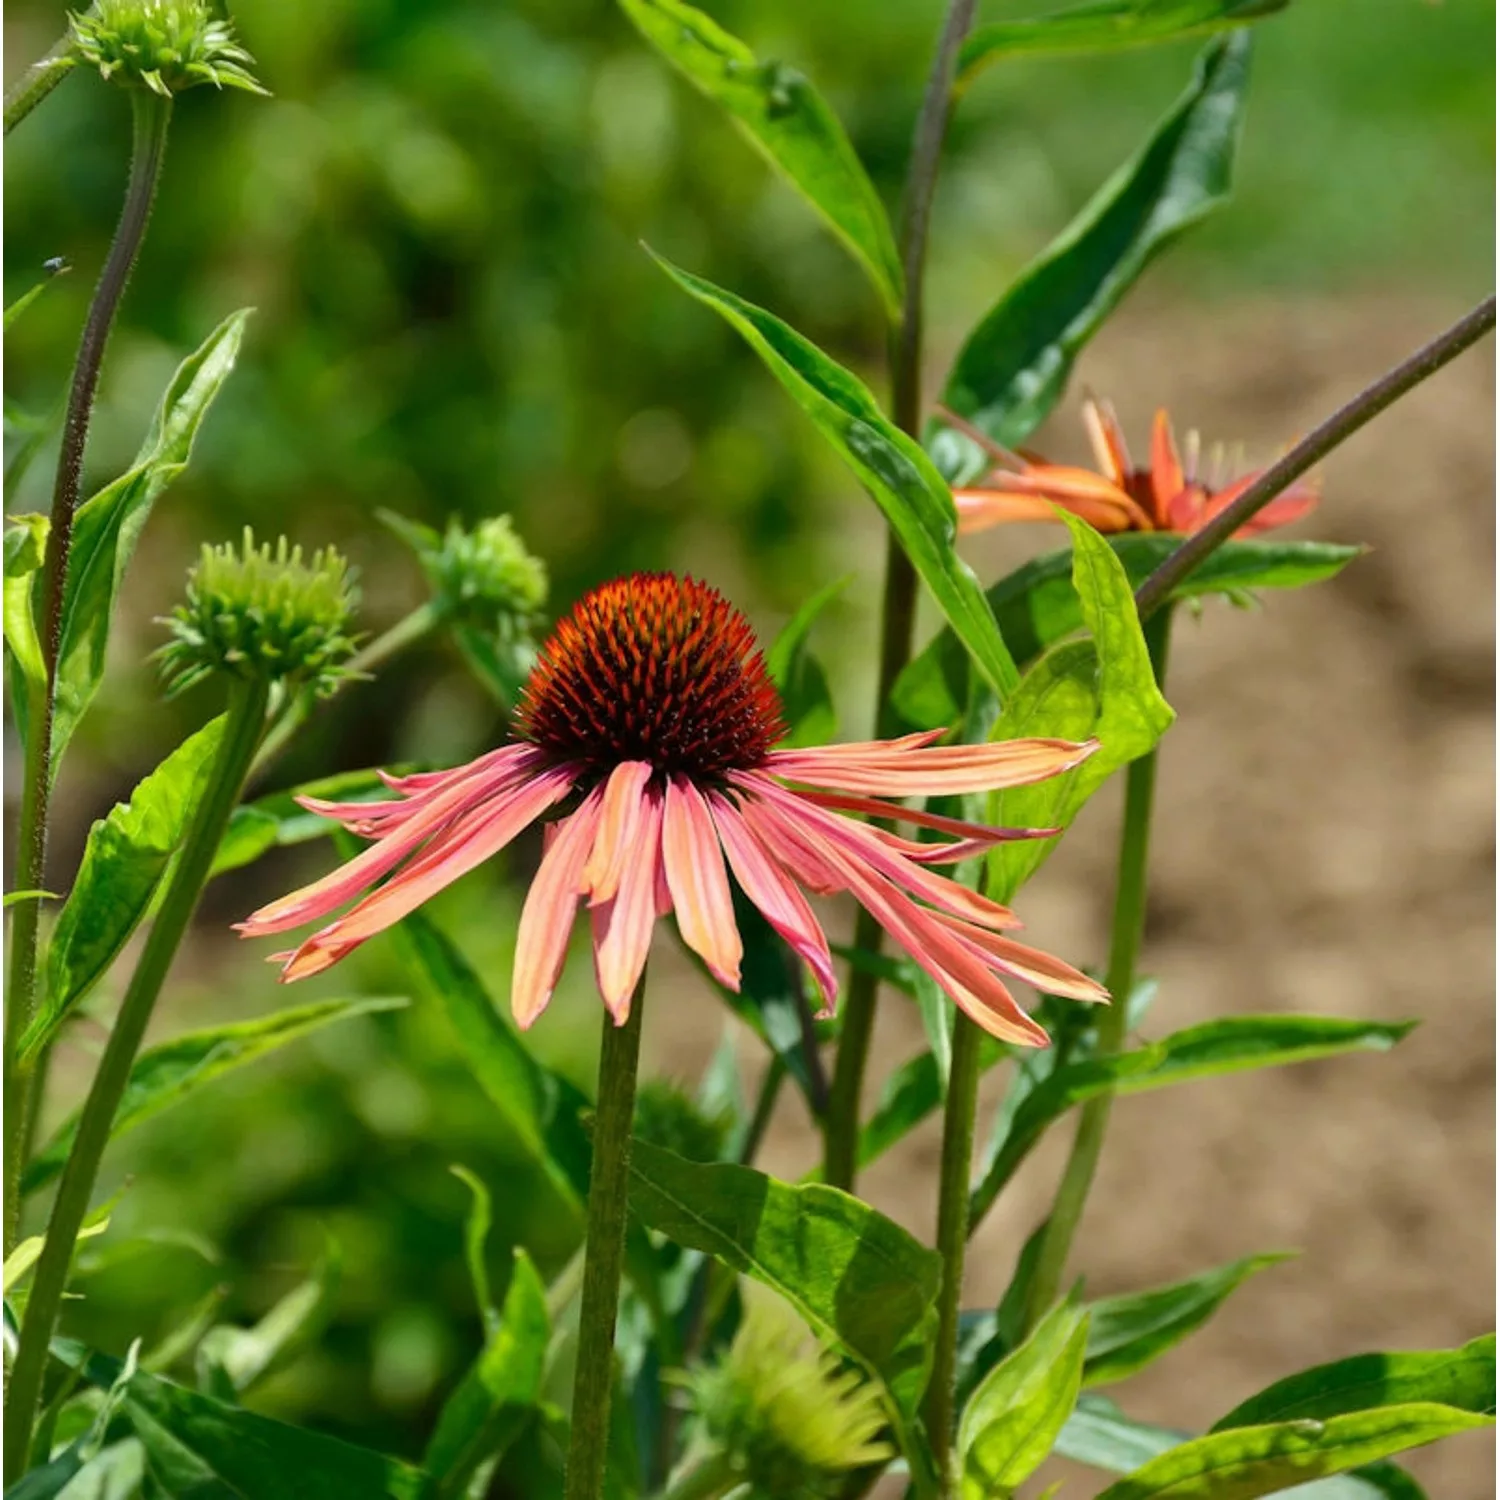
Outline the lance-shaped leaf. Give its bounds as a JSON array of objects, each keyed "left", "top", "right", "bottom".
[
  {"left": 23, "top": 715, "right": 229, "bottom": 1062},
  {"left": 931, "top": 35, "right": 1249, "bottom": 480},
  {"left": 1212, "top": 1336, "right": 1497, "bottom": 1431},
  {"left": 211, "top": 767, "right": 393, "bottom": 879},
  {"left": 893, "top": 536, "right": 1364, "bottom": 733},
  {"left": 957, "top": 0, "right": 1284, "bottom": 90},
  {"left": 24, "top": 997, "right": 405, "bottom": 1194},
  {"left": 970, "top": 1015, "right": 1415, "bottom": 1232},
  {"left": 620, "top": 0, "right": 902, "bottom": 315},
  {"left": 766, "top": 575, "right": 849, "bottom": 749},
  {"left": 625, "top": 1137, "right": 942, "bottom": 1472},
  {"left": 52, "top": 308, "right": 251, "bottom": 769},
  {"left": 424, "top": 1249, "right": 549, "bottom": 1497},
  {"left": 1093, "top": 1403, "right": 1491, "bottom": 1499},
  {"left": 987, "top": 512, "right": 1173, "bottom": 903},
  {"left": 957, "top": 1302, "right": 1091, "bottom": 1497},
  {"left": 652, "top": 251, "right": 1020, "bottom": 701},
  {"left": 1084, "top": 1252, "right": 1293, "bottom": 1387}
]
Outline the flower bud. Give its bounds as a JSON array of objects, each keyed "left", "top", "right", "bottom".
[
  {"left": 157, "top": 529, "right": 359, "bottom": 697},
  {"left": 70, "top": 0, "right": 267, "bottom": 97}
]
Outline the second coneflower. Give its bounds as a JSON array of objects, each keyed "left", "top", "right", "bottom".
[
  {"left": 239, "top": 573, "right": 1107, "bottom": 1044},
  {"left": 949, "top": 397, "right": 1319, "bottom": 539}
]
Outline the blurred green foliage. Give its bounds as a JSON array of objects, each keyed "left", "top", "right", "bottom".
[{"left": 4, "top": 0, "right": 1492, "bottom": 1473}]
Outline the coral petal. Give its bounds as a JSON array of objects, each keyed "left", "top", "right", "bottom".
[
  {"left": 591, "top": 784, "right": 664, "bottom": 1020},
  {"left": 663, "top": 775, "right": 742, "bottom": 989},
  {"left": 583, "top": 761, "right": 654, "bottom": 906}
]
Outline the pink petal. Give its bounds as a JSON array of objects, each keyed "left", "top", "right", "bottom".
[
  {"left": 708, "top": 793, "right": 838, "bottom": 1012},
  {"left": 582, "top": 760, "right": 654, "bottom": 906},
  {"left": 591, "top": 783, "right": 664, "bottom": 1022},
  {"left": 796, "top": 789, "right": 1058, "bottom": 844},
  {"left": 931, "top": 912, "right": 1108, "bottom": 1003},
  {"left": 512, "top": 790, "right": 604, "bottom": 1029},
  {"left": 762, "top": 737, "right": 1098, "bottom": 797},
  {"left": 662, "top": 775, "right": 742, "bottom": 989}
]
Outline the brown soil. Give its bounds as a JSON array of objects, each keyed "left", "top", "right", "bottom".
[{"left": 651, "top": 292, "right": 1496, "bottom": 1495}]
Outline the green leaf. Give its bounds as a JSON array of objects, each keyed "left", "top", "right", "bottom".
[
  {"left": 1093, "top": 1404, "right": 1491, "bottom": 1500},
  {"left": 451, "top": 1165, "right": 498, "bottom": 1330},
  {"left": 1084, "top": 1253, "right": 1293, "bottom": 1387},
  {"left": 23, "top": 997, "right": 405, "bottom": 1195},
  {"left": 933, "top": 35, "right": 1250, "bottom": 477},
  {"left": 23, "top": 715, "right": 230, "bottom": 1063},
  {"left": 211, "top": 767, "right": 393, "bottom": 879},
  {"left": 4, "top": 1215, "right": 111, "bottom": 1294},
  {"left": 196, "top": 1244, "right": 342, "bottom": 1400},
  {"left": 957, "top": 0, "right": 1284, "bottom": 88},
  {"left": 957, "top": 1302, "right": 1091, "bottom": 1497},
  {"left": 52, "top": 308, "right": 251, "bottom": 769},
  {"left": 424, "top": 1249, "right": 549, "bottom": 1497},
  {"left": 4, "top": 512, "right": 49, "bottom": 698},
  {"left": 651, "top": 251, "right": 1020, "bottom": 703},
  {"left": 4, "top": 260, "right": 69, "bottom": 331},
  {"left": 765, "top": 575, "right": 849, "bottom": 749},
  {"left": 390, "top": 910, "right": 590, "bottom": 1223},
  {"left": 624, "top": 1136, "right": 942, "bottom": 1474},
  {"left": 893, "top": 536, "right": 1364, "bottom": 733},
  {"left": 970, "top": 1015, "right": 1415, "bottom": 1231},
  {"left": 620, "top": 0, "right": 902, "bottom": 315},
  {"left": 987, "top": 512, "right": 1174, "bottom": 902},
  {"left": 1213, "top": 1336, "right": 1497, "bottom": 1431}
]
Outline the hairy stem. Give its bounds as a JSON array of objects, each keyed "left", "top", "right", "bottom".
[
  {"left": 823, "top": 0, "right": 978, "bottom": 1194},
  {"left": 4, "top": 89, "right": 173, "bottom": 1257},
  {"left": 1136, "top": 296, "right": 1496, "bottom": 619},
  {"left": 1021, "top": 607, "right": 1173, "bottom": 1330},
  {"left": 564, "top": 982, "right": 647, "bottom": 1500},
  {"left": 923, "top": 1010, "right": 983, "bottom": 1494},
  {"left": 4, "top": 33, "right": 74, "bottom": 136},
  {"left": 4, "top": 677, "right": 268, "bottom": 1480}
]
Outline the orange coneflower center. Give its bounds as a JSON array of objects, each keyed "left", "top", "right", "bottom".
[{"left": 514, "top": 573, "right": 785, "bottom": 782}]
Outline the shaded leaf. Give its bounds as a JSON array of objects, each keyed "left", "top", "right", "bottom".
[
  {"left": 1085, "top": 1253, "right": 1293, "bottom": 1386},
  {"left": 4, "top": 260, "right": 70, "bottom": 331},
  {"left": 24, "top": 997, "right": 404, "bottom": 1194},
  {"left": 1213, "top": 1336, "right": 1497, "bottom": 1431},
  {"left": 957, "top": 0, "right": 1284, "bottom": 89},
  {"left": 23, "top": 716, "right": 230, "bottom": 1062},
  {"left": 651, "top": 251, "right": 1020, "bottom": 702},
  {"left": 932, "top": 35, "right": 1250, "bottom": 479},
  {"left": 970, "top": 1015, "right": 1415, "bottom": 1231},
  {"left": 1093, "top": 1403, "right": 1491, "bottom": 1500},
  {"left": 987, "top": 512, "right": 1174, "bottom": 902},
  {"left": 53, "top": 309, "right": 251, "bottom": 768},
  {"left": 765, "top": 575, "right": 849, "bottom": 748},
  {"left": 893, "top": 536, "right": 1364, "bottom": 733},
  {"left": 957, "top": 1301, "right": 1090, "bottom": 1497},
  {"left": 621, "top": 0, "right": 902, "bottom": 314}
]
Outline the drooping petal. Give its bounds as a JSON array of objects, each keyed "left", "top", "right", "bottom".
[
  {"left": 930, "top": 912, "right": 1108, "bottom": 1003},
  {"left": 796, "top": 788, "right": 1058, "bottom": 843},
  {"left": 763, "top": 737, "right": 1097, "bottom": 797},
  {"left": 591, "top": 783, "right": 664, "bottom": 1023},
  {"left": 1149, "top": 408, "right": 1186, "bottom": 524},
  {"left": 583, "top": 760, "right": 654, "bottom": 906},
  {"left": 709, "top": 793, "right": 838, "bottom": 1010},
  {"left": 662, "top": 775, "right": 742, "bottom": 989},
  {"left": 954, "top": 484, "right": 1135, "bottom": 535},
  {"left": 512, "top": 789, "right": 604, "bottom": 1029}
]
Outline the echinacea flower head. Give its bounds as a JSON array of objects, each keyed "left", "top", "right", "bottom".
[
  {"left": 70, "top": 0, "right": 267, "bottom": 97},
  {"left": 239, "top": 573, "right": 1107, "bottom": 1042},
  {"left": 951, "top": 398, "right": 1319, "bottom": 540}
]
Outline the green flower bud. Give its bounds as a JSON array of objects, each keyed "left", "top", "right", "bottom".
[
  {"left": 683, "top": 1303, "right": 892, "bottom": 1497},
  {"left": 633, "top": 1081, "right": 731, "bottom": 1165},
  {"left": 70, "top": 0, "right": 267, "bottom": 97},
  {"left": 157, "top": 529, "right": 359, "bottom": 698}
]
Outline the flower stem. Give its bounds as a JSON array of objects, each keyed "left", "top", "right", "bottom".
[
  {"left": 823, "top": 0, "right": 978, "bottom": 1194},
  {"left": 3, "top": 676, "right": 268, "bottom": 1481},
  {"left": 1135, "top": 296, "right": 1495, "bottom": 619},
  {"left": 922, "top": 1009, "right": 982, "bottom": 1494},
  {"left": 565, "top": 979, "right": 648, "bottom": 1500},
  {"left": 4, "top": 88, "right": 173, "bottom": 1259},
  {"left": 1021, "top": 606, "right": 1174, "bottom": 1333},
  {"left": 4, "top": 33, "right": 74, "bottom": 136}
]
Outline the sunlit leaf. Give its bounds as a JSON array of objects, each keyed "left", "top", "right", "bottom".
[{"left": 3, "top": 513, "right": 49, "bottom": 713}]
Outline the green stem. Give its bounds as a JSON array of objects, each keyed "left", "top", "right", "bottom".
[
  {"left": 564, "top": 979, "right": 647, "bottom": 1500},
  {"left": 922, "top": 1010, "right": 983, "bottom": 1494},
  {"left": 4, "top": 89, "right": 173, "bottom": 1258},
  {"left": 3, "top": 677, "right": 268, "bottom": 1482},
  {"left": 823, "top": 0, "right": 978, "bottom": 1194},
  {"left": 1020, "top": 607, "right": 1174, "bottom": 1332},
  {"left": 4, "top": 33, "right": 74, "bottom": 136},
  {"left": 248, "top": 600, "right": 441, "bottom": 781}
]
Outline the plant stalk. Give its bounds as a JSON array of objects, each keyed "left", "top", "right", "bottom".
[
  {"left": 1021, "top": 606, "right": 1173, "bottom": 1332},
  {"left": 922, "top": 1009, "right": 983, "bottom": 1494},
  {"left": 564, "top": 979, "right": 648, "bottom": 1500},
  {"left": 4, "top": 33, "right": 74, "bottom": 136},
  {"left": 4, "top": 676, "right": 268, "bottom": 1480},
  {"left": 823, "top": 0, "right": 979, "bottom": 1194},
  {"left": 4, "top": 89, "right": 173, "bottom": 1258}
]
